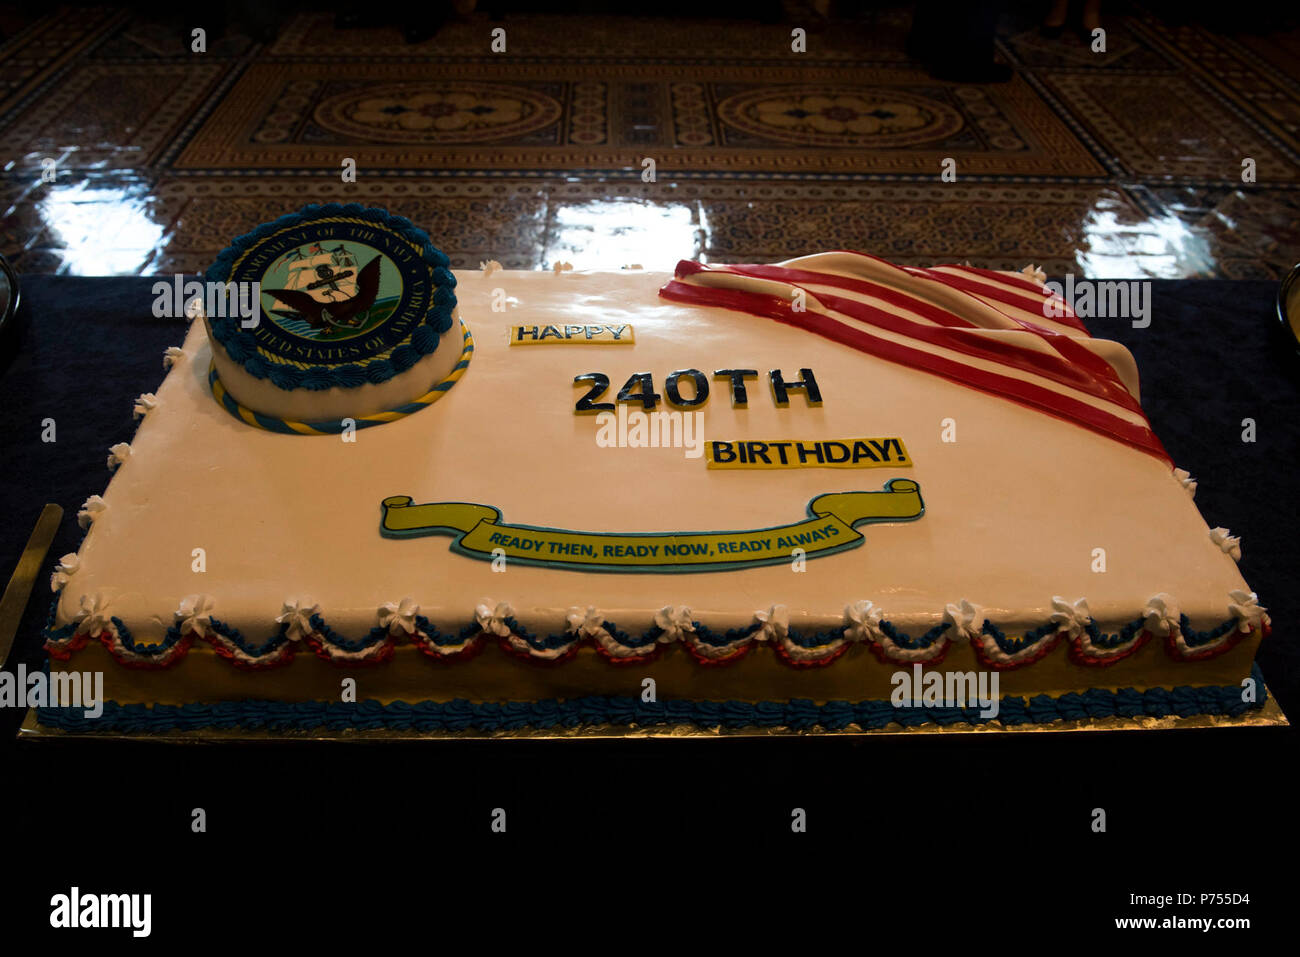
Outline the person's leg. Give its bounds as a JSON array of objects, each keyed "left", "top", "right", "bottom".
[
  {"left": 908, "top": 0, "right": 1012, "bottom": 83},
  {"left": 1042, "top": 0, "right": 1070, "bottom": 36},
  {"left": 1081, "top": 0, "right": 1102, "bottom": 34}
]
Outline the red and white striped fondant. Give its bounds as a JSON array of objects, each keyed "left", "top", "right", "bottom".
[{"left": 659, "top": 252, "right": 1170, "bottom": 464}]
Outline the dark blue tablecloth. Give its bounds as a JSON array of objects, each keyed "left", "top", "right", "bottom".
[{"left": 1, "top": 276, "right": 1296, "bottom": 717}]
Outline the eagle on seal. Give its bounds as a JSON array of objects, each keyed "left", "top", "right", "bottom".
[{"left": 265, "top": 255, "right": 382, "bottom": 331}]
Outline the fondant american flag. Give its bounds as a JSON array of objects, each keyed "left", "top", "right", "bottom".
[{"left": 659, "top": 252, "right": 1170, "bottom": 464}]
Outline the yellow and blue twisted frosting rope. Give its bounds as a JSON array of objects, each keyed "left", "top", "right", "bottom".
[{"left": 208, "top": 321, "right": 473, "bottom": 435}]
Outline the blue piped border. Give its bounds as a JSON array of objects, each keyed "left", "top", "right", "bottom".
[
  {"left": 36, "top": 665, "right": 1267, "bottom": 733},
  {"left": 43, "top": 589, "right": 1255, "bottom": 667},
  {"left": 207, "top": 321, "right": 474, "bottom": 435},
  {"left": 205, "top": 203, "right": 456, "bottom": 393}
]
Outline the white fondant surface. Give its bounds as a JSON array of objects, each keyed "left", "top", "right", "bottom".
[{"left": 62, "top": 268, "right": 1253, "bottom": 643}]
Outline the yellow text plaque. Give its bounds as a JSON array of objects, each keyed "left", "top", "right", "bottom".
[
  {"left": 706, "top": 436, "right": 911, "bottom": 470},
  {"left": 509, "top": 324, "right": 634, "bottom": 345}
]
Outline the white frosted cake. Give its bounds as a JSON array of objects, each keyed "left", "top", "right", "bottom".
[{"left": 37, "top": 205, "right": 1270, "bottom": 733}]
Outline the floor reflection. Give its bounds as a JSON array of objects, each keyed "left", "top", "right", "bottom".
[
  {"left": 34, "top": 179, "right": 164, "bottom": 276},
  {"left": 1077, "top": 208, "right": 1217, "bottom": 279},
  {"left": 544, "top": 200, "right": 705, "bottom": 271},
  {"left": 7, "top": 177, "right": 1295, "bottom": 279},
  {"left": 0, "top": 8, "right": 1298, "bottom": 279}
]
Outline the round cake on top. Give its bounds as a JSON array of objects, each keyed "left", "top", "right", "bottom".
[{"left": 202, "top": 203, "right": 468, "bottom": 433}]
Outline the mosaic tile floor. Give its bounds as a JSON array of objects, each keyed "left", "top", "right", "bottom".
[{"left": 1, "top": 4, "right": 1298, "bottom": 278}]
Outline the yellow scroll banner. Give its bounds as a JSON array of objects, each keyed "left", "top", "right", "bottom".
[{"left": 380, "top": 480, "right": 924, "bottom": 573}]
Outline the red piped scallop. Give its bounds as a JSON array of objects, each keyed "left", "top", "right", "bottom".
[
  {"left": 304, "top": 632, "right": 396, "bottom": 666},
  {"left": 1165, "top": 623, "right": 1258, "bottom": 662},
  {"left": 773, "top": 638, "right": 851, "bottom": 669},
  {"left": 495, "top": 633, "right": 582, "bottom": 666},
  {"left": 863, "top": 635, "right": 951, "bottom": 667},
  {"left": 680, "top": 638, "right": 754, "bottom": 667},
  {"left": 971, "top": 631, "right": 1062, "bottom": 671},
  {"left": 411, "top": 631, "right": 486, "bottom": 663},
  {"left": 1068, "top": 629, "right": 1151, "bottom": 667}
]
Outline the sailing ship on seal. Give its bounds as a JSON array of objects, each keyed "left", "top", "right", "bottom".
[{"left": 264, "top": 243, "right": 383, "bottom": 336}]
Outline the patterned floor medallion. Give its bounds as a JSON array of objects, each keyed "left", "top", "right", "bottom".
[
  {"left": 311, "top": 82, "right": 564, "bottom": 145},
  {"left": 177, "top": 62, "right": 1101, "bottom": 176},
  {"left": 1, "top": 7, "right": 1299, "bottom": 277},
  {"left": 714, "top": 87, "right": 964, "bottom": 149}
]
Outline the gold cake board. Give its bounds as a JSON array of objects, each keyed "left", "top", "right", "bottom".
[{"left": 15, "top": 691, "right": 1288, "bottom": 742}]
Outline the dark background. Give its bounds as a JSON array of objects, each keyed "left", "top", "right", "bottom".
[{"left": 1, "top": 0, "right": 1297, "bottom": 942}]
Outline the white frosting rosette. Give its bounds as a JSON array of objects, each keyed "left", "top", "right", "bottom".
[
  {"left": 753, "top": 604, "right": 789, "bottom": 642},
  {"left": 276, "top": 598, "right": 319, "bottom": 642},
  {"left": 74, "top": 592, "right": 114, "bottom": 637},
  {"left": 1048, "top": 596, "right": 1092, "bottom": 640},
  {"left": 653, "top": 605, "right": 695, "bottom": 642},
  {"left": 378, "top": 597, "right": 421, "bottom": 637},
  {"left": 842, "top": 600, "right": 884, "bottom": 643},
  {"left": 1227, "top": 590, "right": 1268, "bottom": 635},
  {"left": 133, "top": 392, "right": 159, "bottom": 420},
  {"left": 50, "top": 553, "right": 80, "bottom": 592},
  {"left": 943, "top": 599, "right": 984, "bottom": 643},
  {"left": 1142, "top": 593, "right": 1181, "bottom": 637},
  {"left": 175, "top": 594, "right": 215, "bottom": 638},
  {"left": 475, "top": 601, "right": 514, "bottom": 637},
  {"left": 1209, "top": 527, "right": 1241, "bottom": 561},
  {"left": 106, "top": 443, "right": 131, "bottom": 470},
  {"left": 76, "top": 495, "right": 107, "bottom": 530},
  {"left": 566, "top": 605, "right": 607, "bottom": 640}
]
